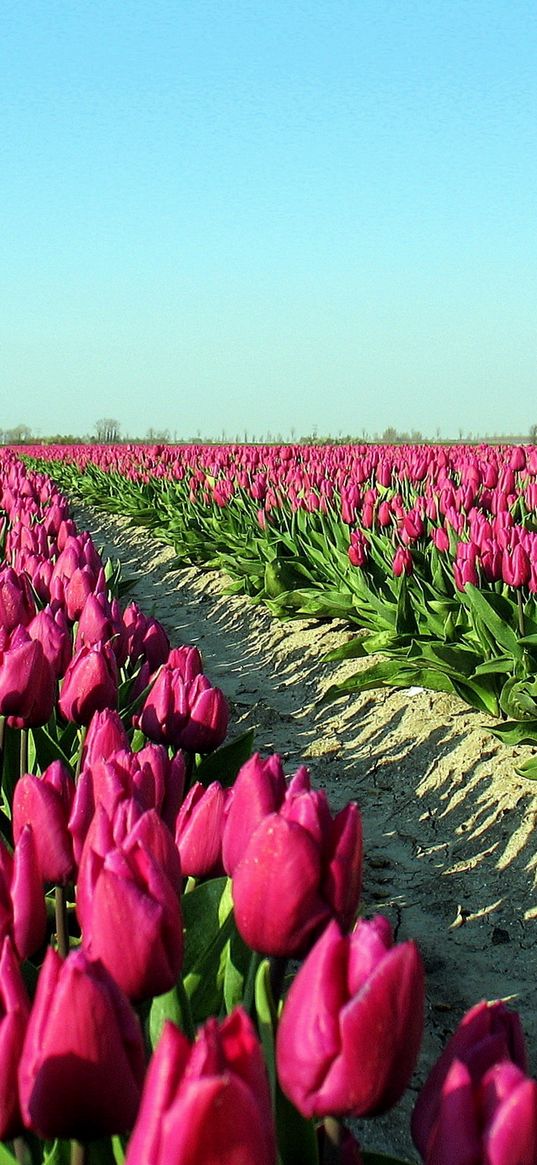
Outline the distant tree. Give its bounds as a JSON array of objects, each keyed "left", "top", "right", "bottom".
[
  {"left": 146, "top": 427, "right": 170, "bottom": 443},
  {"left": 381, "top": 427, "right": 398, "bottom": 443},
  {"left": 95, "top": 418, "right": 121, "bottom": 443},
  {"left": 3, "top": 424, "right": 32, "bottom": 445},
  {"left": 529, "top": 424, "right": 537, "bottom": 444}
]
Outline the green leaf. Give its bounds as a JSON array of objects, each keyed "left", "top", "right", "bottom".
[
  {"left": 195, "top": 728, "right": 255, "bottom": 788},
  {"left": 499, "top": 676, "right": 537, "bottom": 720},
  {"left": 149, "top": 983, "right": 190, "bottom": 1049},
  {"left": 472, "top": 657, "right": 515, "bottom": 677},
  {"left": 254, "top": 960, "right": 277, "bottom": 1104},
  {"left": 324, "top": 629, "right": 411, "bottom": 663},
  {"left": 395, "top": 575, "right": 418, "bottom": 636},
  {"left": 515, "top": 755, "right": 537, "bottom": 779},
  {"left": 182, "top": 877, "right": 238, "bottom": 1023},
  {"left": 42, "top": 1143, "right": 71, "bottom": 1165},
  {"left": 321, "top": 659, "right": 410, "bottom": 702},
  {"left": 490, "top": 720, "right": 537, "bottom": 745},
  {"left": 30, "top": 725, "right": 73, "bottom": 773},
  {"left": 461, "top": 585, "right": 522, "bottom": 660},
  {"left": 222, "top": 924, "right": 252, "bottom": 1015},
  {"left": 451, "top": 677, "right": 500, "bottom": 716},
  {"left": 0, "top": 1146, "right": 17, "bottom": 1165},
  {"left": 111, "top": 1137, "right": 126, "bottom": 1165},
  {"left": 275, "top": 1087, "right": 319, "bottom": 1165}
]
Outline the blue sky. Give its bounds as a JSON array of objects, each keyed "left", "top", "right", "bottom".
[{"left": 1, "top": 0, "right": 536, "bottom": 440}]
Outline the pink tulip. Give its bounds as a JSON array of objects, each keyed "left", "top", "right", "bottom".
[
  {"left": 393, "top": 547, "right": 413, "bottom": 576},
  {"left": 0, "top": 937, "right": 30, "bottom": 1141},
  {"left": 81, "top": 708, "right": 130, "bottom": 767},
  {"left": 222, "top": 753, "right": 287, "bottom": 876},
  {"left": 26, "top": 605, "right": 72, "bottom": 679},
  {"left": 13, "top": 763, "right": 74, "bottom": 885},
  {"left": 18, "top": 947, "right": 145, "bottom": 1139},
  {"left": 230, "top": 773, "right": 362, "bottom": 957},
  {"left": 412, "top": 999, "right": 528, "bottom": 1160},
  {"left": 59, "top": 641, "right": 118, "bottom": 724},
  {"left": 137, "top": 665, "right": 228, "bottom": 752},
  {"left": 125, "top": 1010, "right": 276, "bottom": 1165},
  {"left": 277, "top": 917, "right": 424, "bottom": 1118},
  {"left": 0, "top": 639, "right": 56, "bottom": 728},
  {"left": 77, "top": 834, "right": 183, "bottom": 1001},
  {"left": 175, "top": 781, "right": 233, "bottom": 877},
  {"left": 10, "top": 826, "right": 47, "bottom": 960}
]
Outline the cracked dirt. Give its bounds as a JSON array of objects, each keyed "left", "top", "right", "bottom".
[{"left": 75, "top": 503, "right": 537, "bottom": 1160}]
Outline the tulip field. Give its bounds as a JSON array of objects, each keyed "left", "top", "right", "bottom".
[
  {"left": 24, "top": 440, "right": 537, "bottom": 770},
  {"left": 0, "top": 444, "right": 533, "bottom": 1163}
]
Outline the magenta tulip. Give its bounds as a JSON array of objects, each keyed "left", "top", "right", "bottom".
[
  {"left": 77, "top": 836, "right": 183, "bottom": 1001},
  {"left": 411, "top": 999, "right": 529, "bottom": 1161},
  {"left": 0, "top": 937, "right": 30, "bottom": 1141},
  {"left": 11, "top": 826, "right": 47, "bottom": 959},
  {"left": 230, "top": 772, "right": 362, "bottom": 957},
  {"left": 13, "top": 763, "right": 75, "bottom": 885},
  {"left": 0, "top": 639, "right": 56, "bottom": 728},
  {"left": 125, "top": 1010, "right": 276, "bottom": 1165},
  {"left": 59, "top": 641, "right": 118, "bottom": 724},
  {"left": 175, "top": 781, "right": 232, "bottom": 877},
  {"left": 276, "top": 916, "right": 424, "bottom": 1118},
  {"left": 18, "top": 947, "right": 145, "bottom": 1140},
  {"left": 222, "top": 752, "right": 287, "bottom": 876}
]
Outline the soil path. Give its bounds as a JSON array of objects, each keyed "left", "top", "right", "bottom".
[{"left": 76, "top": 503, "right": 537, "bottom": 1160}]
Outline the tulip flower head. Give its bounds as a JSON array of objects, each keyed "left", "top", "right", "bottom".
[
  {"left": 19, "top": 947, "right": 145, "bottom": 1140},
  {"left": 126, "top": 1010, "right": 276, "bottom": 1165},
  {"left": 276, "top": 916, "right": 424, "bottom": 1118}
]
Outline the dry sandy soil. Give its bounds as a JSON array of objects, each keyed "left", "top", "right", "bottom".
[{"left": 76, "top": 504, "right": 537, "bottom": 1160}]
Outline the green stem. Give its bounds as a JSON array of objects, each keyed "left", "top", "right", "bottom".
[
  {"left": 517, "top": 589, "right": 526, "bottom": 637},
  {"left": 176, "top": 974, "right": 196, "bottom": 1042},
  {"left": 71, "top": 1143, "right": 86, "bottom": 1165},
  {"left": 55, "top": 885, "right": 69, "bottom": 958},
  {"left": 242, "top": 950, "right": 262, "bottom": 1016},
  {"left": 268, "top": 956, "right": 288, "bottom": 1007},
  {"left": 13, "top": 1138, "right": 30, "bottom": 1165},
  {"left": 19, "top": 729, "right": 28, "bottom": 779},
  {"left": 75, "top": 725, "right": 88, "bottom": 781},
  {"left": 322, "top": 1117, "right": 342, "bottom": 1165}
]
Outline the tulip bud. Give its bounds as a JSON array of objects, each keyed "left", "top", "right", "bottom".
[
  {"left": 78, "top": 837, "right": 183, "bottom": 1001},
  {"left": 0, "top": 937, "right": 30, "bottom": 1141},
  {"left": 81, "top": 708, "right": 130, "bottom": 767},
  {"left": 0, "top": 568, "right": 35, "bottom": 633},
  {"left": 222, "top": 753, "right": 287, "bottom": 876},
  {"left": 125, "top": 1010, "right": 276, "bottom": 1165},
  {"left": 175, "top": 781, "right": 232, "bottom": 877},
  {"left": 122, "top": 603, "right": 170, "bottom": 671},
  {"left": 393, "top": 547, "right": 413, "bottom": 576},
  {"left": 0, "top": 639, "right": 56, "bottom": 728},
  {"left": 27, "top": 605, "right": 72, "bottom": 679},
  {"left": 10, "top": 825, "right": 47, "bottom": 959},
  {"left": 137, "top": 665, "right": 227, "bottom": 752},
  {"left": 13, "top": 763, "right": 75, "bottom": 885},
  {"left": 59, "top": 642, "right": 118, "bottom": 725},
  {"left": 411, "top": 999, "right": 528, "bottom": 1161},
  {"left": 277, "top": 917, "right": 424, "bottom": 1118},
  {"left": 175, "top": 674, "right": 229, "bottom": 753},
  {"left": 18, "top": 947, "right": 145, "bottom": 1140},
  {"left": 231, "top": 779, "right": 362, "bottom": 958}
]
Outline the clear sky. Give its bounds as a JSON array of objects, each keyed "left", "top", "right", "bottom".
[{"left": 1, "top": 0, "right": 536, "bottom": 440}]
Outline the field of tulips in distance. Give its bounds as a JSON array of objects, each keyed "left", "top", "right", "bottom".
[{"left": 0, "top": 442, "right": 535, "bottom": 1163}]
